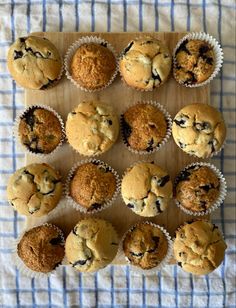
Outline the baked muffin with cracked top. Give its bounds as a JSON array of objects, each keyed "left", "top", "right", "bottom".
[
  {"left": 175, "top": 165, "right": 220, "bottom": 213},
  {"left": 7, "top": 163, "right": 62, "bottom": 217},
  {"left": 17, "top": 224, "right": 65, "bottom": 273},
  {"left": 172, "top": 103, "right": 226, "bottom": 158},
  {"left": 173, "top": 220, "right": 227, "bottom": 275},
  {"left": 121, "top": 162, "right": 173, "bottom": 217},
  {"left": 121, "top": 103, "right": 168, "bottom": 152},
  {"left": 123, "top": 222, "right": 169, "bottom": 270},
  {"left": 174, "top": 39, "right": 215, "bottom": 85},
  {"left": 119, "top": 37, "right": 171, "bottom": 90},
  {"left": 70, "top": 42, "right": 116, "bottom": 90},
  {"left": 69, "top": 161, "right": 117, "bottom": 212},
  {"left": 7, "top": 36, "right": 62, "bottom": 90},
  {"left": 18, "top": 106, "right": 63, "bottom": 154},
  {"left": 65, "top": 218, "right": 119, "bottom": 272},
  {"left": 66, "top": 101, "right": 119, "bottom": 156}
]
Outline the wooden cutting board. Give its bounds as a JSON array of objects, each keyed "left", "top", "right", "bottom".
[{"left": 24, "top": 32, "right": 210, "bottom": 265}]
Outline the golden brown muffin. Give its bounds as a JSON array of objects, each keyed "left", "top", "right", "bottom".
[
  {"left": 172, "top": 103, "right": 226, "bottom": 158},
  {"left": 70, "top": 162, "right": 117, "bottom": 211},
  {"left": 65, "top": 218, "right": 119, "bottom": 272},
  {"left": 174, "top": 39, "right": 215, "bottom": 85},
  {"left": 121, "top": 103, "right": 167, "bottom": 152},
  {"left": 123, "top": 223, "right": 168, "bottom": 270},
  {"left": 173, "top": 221, "right": 227, "bottom": 275},
  {"left": 70, "top": 43, "right": 116, "bottom": 90},
  {"left": 17, "top": 224, "right": 65, "bottom": 273},
  {"left": 175, "top": 165, "right": 220, "bottom": 212},
  {"left": 18, "top": 107, "right": 63, "bottom": 154},
  {"left": 7, "top": 36, "right": 62, "bottom": 90},
  {"left": 119, "top": 38, "right": 171, "bottom": 90},
  {"left": 7, "top": 163, "right": 62, "bottom": 217},
  {"left": 121, "top": 162, "right": 173, "bottom": 217}
]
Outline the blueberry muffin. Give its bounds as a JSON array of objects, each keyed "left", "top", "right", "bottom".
[
  {"left": 175, "top": 165, "right": 220, "bottom": 213},
  {"left": 121, "top": 162, "right": 173, "bottom": 217},
  {"left": 7, "top": 36, "right": 62, "bottom": 90},
  {"left": 17, "top": 224, "right": 65, "bottom": 273},
  {"left": 173, "top": 220, "right": 227, "bottom": 275},
  {"left": 174, "top": 39, "right": 215, "bottom": 85},
  {"left": 66, "top": 101, "right": 119, "bottom": 156},
  {"left": 121, "top": 103, "right": 168, "bottom": 152},
  {"left": 69, "top": 162, "right": 117, "bottom": 211},
  {"left": 7, "top": 163, "right": 62, "bottom": 217},
  {"left": 172, "top": 103, "right": 226, "bottom": 158},
  {"left": 65, "top": 218, "right": 119, "bottom": 272},
  {"left": 18, "top": 106, "right": 63, "bottom": 154},
  {"left": 123, "top": 222, "right": 168, "bottom": 270},
  {"left": 119, "top": 38, "right": 171, "bottom": 90},
  {"left": 70, "top": 42, "right": 116, "bottom": 90}
]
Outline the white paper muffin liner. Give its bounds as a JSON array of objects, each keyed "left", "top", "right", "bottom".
[
  {"left": 11, "top": 223, "right": 65, "bottom": 279},
  {"left": 120, "top": 101, "right": 172, "bottom": 155},
  {"left": 65, "top": 159, "right": 120, "bottom": 214},
  {"left": 173, "top": 32, "right": 223, "bottom": 87},
  {"left": 64, "top": 36, "right": 118, "bottom": 92},
  {"left": 174, "top": 162, "right": 227, "bottom": 216},
  {"left": 13, "top": 104, "right": 65, "bottom": 158},
  {"left": 119, "top": 36, "right": 172, "bottom": 92},
  {"left": 120, "top": 221, "right": 173, "bottom": 274}
]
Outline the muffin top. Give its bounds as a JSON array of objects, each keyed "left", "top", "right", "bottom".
[
  {"left": 119, "top": 38, "right": 171, "bottom": 90},
  {"left": 175, "top": 165, "right": 220, "bottom": 212},
  {"left": 7, "top": 163, "right": 62, "bottom": 217},
  {"left": 70, "top": 43, "right": 116, "bottom": 90},
  {"left": 65, "top": 218, "right": 119, "bottom": 272},
  {"left": 7, "top": 36, "right": 62, "bottom": 90},
  {"left": 66, "top": 101, "right": 119, "bottom": 156},
  {"left": 173, "top": 220, "right": 227, "bottom": 275},
  {"left": 121, "top": 162, "right": 173, "bottom": 217},
  {"left": 123, "top": 223, "right": 168, "bottom": 270},
  {"left": 174, "top": 39, "right": 215, "bottom": 85},
  {"left": 17, "top": 224, "right": 65, "bottom": 273},
  {"left": 172, "top": 103, "right": 226, "bottom": 158},
  {"left": 70, "top": 162, "right": 117, "bottom": 211},
  {"left": 18, "top": 107, "right": 63, "bottom": 154},
  {"left": 122, "top": 103, "right": 168, "bottom": 152}
]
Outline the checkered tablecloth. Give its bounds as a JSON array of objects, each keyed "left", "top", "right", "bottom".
[{"left": 0, "top": 1, "right": 235, "bottom": 307}]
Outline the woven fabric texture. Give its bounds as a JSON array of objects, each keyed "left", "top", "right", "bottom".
[{"left": 0, "top": 1, "right": 235, "bottom": 307}]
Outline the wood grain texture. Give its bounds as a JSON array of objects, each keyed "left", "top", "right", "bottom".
[{"left": 25, "top": 32, "right": 210, "bottom": 265}]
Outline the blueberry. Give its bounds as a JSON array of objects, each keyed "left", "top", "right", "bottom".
[
  {"left": 183, "top": 71, "right": 197, "bottom": 84},
  {"left": 175, "top": 40, "right": 190, "bottom": 55},
  {"left": 199, "top": 45, "right": 209, "bottom": 54},
  {"left": 73, "top": 258, "right": 91, "bottom": 267},
  {"left": 50, "top": 236, "right": 62, "bottom": 245},
  {"left": 177, "top": 262, "right": 182, "bottom": 267},
  {"left": 179, "top": 141, "right": 186, "bottom": 149},
  {"left": 194, "top": 121, "right": 211, "bottom": 132},
  {"left": 127, "top": 203, "right": 134, "bottom": 208},
  {"left": 146, "top": 138, "right": 154, "bottom": 152},
  {"left": 19, "top": 38, "right": 26, "bottom": 43},
  {"left": 90, "top": 203, "right": 102, "bottom": 210},
  {"left": 157, "top": 175, "right": 170, "bottom": 187},
  {"left": 155, "top": 200, "right": 162, "bottom": 213},
  {"left": 111, "top": 242, "right": 118, "bottom": 245},
  {"left": 200, "top": 201, "right": 207, "bottom": 211},
  {"left": 131, "top": 252, "right": 143, "bottom": 257},
  {"left": 13, "top": 50, "right": 23, "bottom": 60},
  {"left": 72, "top": 227, "right": 77, "bottom": 235},
  {"left": 199, "top": 184, "right": 212, "bottom": 192},
  {"left": 152, "top": 70, "right": 162, "bottom": 83},
  {"left": 121, "top": 115, "right": 132, "bottom": 141},
  {"left": 100, "top": 42, "right": 107, "bottom": 47},
  {"left": 174, "top": 114, "right": 189, "bottom": 128},
  {"left": 124, "top": 42, "right": 134, "bottom": 54}
]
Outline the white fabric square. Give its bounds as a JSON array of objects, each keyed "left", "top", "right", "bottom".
[
  {"left": 130, "top": 292, "right": 143, "bottom": 306},
  {"left": 146, "top": 291, "right": 159, "bottom": 306}
]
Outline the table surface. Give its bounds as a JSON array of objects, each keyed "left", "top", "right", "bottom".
[{"left": 0, "top": 1, "right": 235, "bottom": 308}]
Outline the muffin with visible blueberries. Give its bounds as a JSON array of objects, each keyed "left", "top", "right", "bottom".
[
  {"left": 122, "top": 222, "right": 169, "bottom": 270},
  {"left": 7, "top": 36, "right": 62, "bottom": 90},
  {"left": 175, "top": 164, "right": 225, "bottom": 214},
  {"left": 121, "top": 102, "right": 170, "bottom": 153},
  {"left": 69, "top": 42, "right": 117, "bottom": 90},
  {"left": 17, "top": 224, "right": 65, "bottom": 273},
  {"left": 67, "top": 161, "right": 118, "bottom": 212},
  {"left": 172, "top": 103, "right": 226, "bottom": 158},
  {"left": 119, "top": 37, "right": 171, "bottom": 90},
  {"left": 173, "top": 220, "right": 227, "bottom": 275},
  {"left": 18, "top": 106, "right": 63, "bottom": 154},
  {"left": 65, "top": 218, "right": 119, "bottom": 272},
  {"left": 121, "top": 162, "right": 173, "bottom": 217}
]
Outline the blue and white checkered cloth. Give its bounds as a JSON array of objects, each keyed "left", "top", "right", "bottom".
[{"left": 0, "top": 1, "right": 235, "bottom": 307}]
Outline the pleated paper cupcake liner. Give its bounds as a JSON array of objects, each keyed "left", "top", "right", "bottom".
[
  {"left": 119, "top": 36, "right": 172, "bottom": 92},
  {"left": 174, "top": 162, "right": 227, "bottom": 216},
  {"left": 173, "top": 32, "right": 223, "bottom": 87},
  {"left": 120, "top": 221, "right": 173, "bottom": 274},
  {"left": 64, "top": 36, "right": 118, "bottom": 92},
  {"left": 13, "top": 104, "right": 65, "bottom": 158},
  {"left": 120, "top": 101, "right": 172, "bottom": 155},
  {"left": 65, "top": 159, "right": 120, "bottom": 214},
  {"left": 11, "top": 223, "right": 65, "bottom": 279}
]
